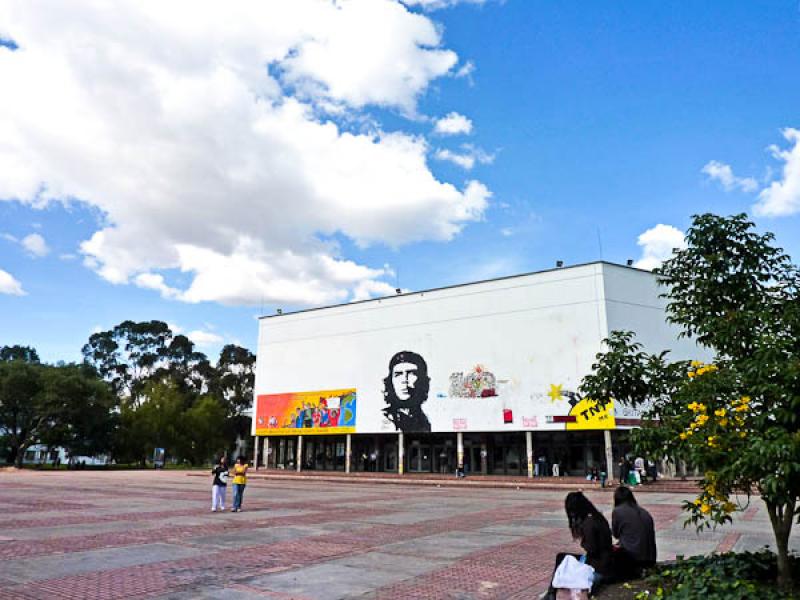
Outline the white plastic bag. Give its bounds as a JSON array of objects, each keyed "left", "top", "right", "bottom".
[{"left": 552, "top": 555, "right": 594, "bottom": 590}]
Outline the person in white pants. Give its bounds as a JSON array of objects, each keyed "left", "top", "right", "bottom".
[{"left": 211, "top": 457, "right": 229, "bottom": 512}]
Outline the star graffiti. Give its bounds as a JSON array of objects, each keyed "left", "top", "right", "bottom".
[{"left": 547, "top": 383, "right": 563, "bottom": 403}]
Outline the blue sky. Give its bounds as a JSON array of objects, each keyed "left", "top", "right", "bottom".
[{"left": 1, "top": 0, "right": 799, "bottom": 363}]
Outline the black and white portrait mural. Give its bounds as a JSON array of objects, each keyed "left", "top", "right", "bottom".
[{"left": 382, "top": 351, "right": 431, "bottom": 432}]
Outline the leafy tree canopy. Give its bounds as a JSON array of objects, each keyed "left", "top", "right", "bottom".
[{"left": 582, "top": 213, "right": 800, "bottom": 587}]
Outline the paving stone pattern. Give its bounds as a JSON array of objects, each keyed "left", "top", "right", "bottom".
[{"left": 0, "top": 471, "right": 796, "bottom": 600}]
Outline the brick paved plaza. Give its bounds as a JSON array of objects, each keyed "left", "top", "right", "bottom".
[{"left": 0, "top": 470, "right": 797, "bottom": 600}]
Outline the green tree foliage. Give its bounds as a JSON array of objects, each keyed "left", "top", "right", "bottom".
[
  {"left": 0, "top": 348, "right": 116, "bottom": 467},
  {"left": 82, "top": 320, "right": 211, "bottom": 404},
  {"left": 213, "top": 344, "right": 256, "bottom": 445},
  {"left": 85, "top": 321, "right": 256, "bottom": 465},
  {"left": 581, "top": 213, "right": 799, "bottom": 587}
]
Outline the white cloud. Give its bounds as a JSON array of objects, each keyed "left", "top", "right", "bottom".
[
  {"left": 634, "top": 224, "right": 686, "bottom": 271},
  {"left": 434, "top": 144, "right": 494, "bottom": 170},
  {"left": 188, "top": 329, "right": 224, "bottom": 347},
  {"left": 403, "top": 0, "right": 490, "bottom": 10},
  {"left": 753, "top": 128, "right": 800, "bottom": 217},
  {"left": 701, "top": 160, "right": 758, "bottom": 193},
  {"left": 0, "top": 268, "right": 25, "bottom": 295},
  {"left": 351, "top": 279, "right": 400, "bottom": 301},
  {"left": 454, "top": 61, "right": 475, "bottom": 80},
  {"left": 434, "top": 112, "right": 473, "bottom": 135},
  {"left": 0, "top": 0, "right": 490, "bottom": 307},
  {"left": 21, "top": 232, "right": 49, "bottom": 257}
]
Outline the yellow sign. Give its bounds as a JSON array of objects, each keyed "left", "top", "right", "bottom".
[{"left": 566, "top": 397, "right": 616, "bottom": 430}]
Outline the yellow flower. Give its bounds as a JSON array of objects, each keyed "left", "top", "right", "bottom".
[
  {"left": 696, "top": 414, "right": 709, "bottom": 425},
  {"left": 739, "top": 431, "right": 747, "bottom": 438},
  {"left": 688, "top": 372, "right": 695, "bottom": 378},
  {"left": 700, "top": 503, "right": 711, "bottom": 514},
  {"left": 679, "top": 432, "right": 688, "bottom": 440},
  {"left": 697, "top": 403, "right": 706, "bottom": 412},
  {"left": 723, "top": 502, "right": 736, "bottom": 513},
  {"left": 688, "top": 401, "right": 699, "bottom": 411},
  {"left": 707, "top": 436, "right": 717, "bottom": 447},
  {"left": 691, "top": 360, "right": 702, "bottom": 367},
  {"left": 740, "top": 396, "right": 751, "bottom": 404},
  {"left": 719, "top": 418, "right": 729, "bottom": 427},
  {"left": 714, "top": 408, "right": 727, "bottom": 417},
  {"left": 735, "top": 404, "right": 749, "bottom": 413},
  {"left": 693, "top": 498, "right": 702, "bottom": 506}
]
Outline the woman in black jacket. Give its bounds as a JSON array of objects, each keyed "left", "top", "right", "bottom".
[{"left": 544, "top": 491, "right": 616, "bottom": 598}]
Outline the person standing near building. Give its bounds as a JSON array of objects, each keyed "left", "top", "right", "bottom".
[
  {"left": 634, "top": 456, "right": 645, "bottom": 483},
  {"left": 211, "top": 456, "right": 228, "bottom": 512},
  {"left": 231, "top": 456, "right": 249, "bottom": 512}
]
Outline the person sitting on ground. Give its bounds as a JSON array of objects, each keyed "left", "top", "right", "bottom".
[
  {"left": 544, "top": 491, "right": 616, "bottom": 598},
  {"left": 612, "top": 486, "right": 657, "bottom": 579}
]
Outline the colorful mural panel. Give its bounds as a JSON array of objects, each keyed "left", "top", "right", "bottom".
[{"left": 255, "top": 388, "right": 356, "bottom": 436}]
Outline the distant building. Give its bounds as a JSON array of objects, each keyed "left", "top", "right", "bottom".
[
  {"left": 251, "top": 262, "right": 706, "bottom": 477},
  {"left": 20, "top": 445, "right": 109, "bottom": 466}
]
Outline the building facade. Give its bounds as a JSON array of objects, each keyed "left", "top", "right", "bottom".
[{"left": 251, "top": 262, "right": 704, "bottom": 478}]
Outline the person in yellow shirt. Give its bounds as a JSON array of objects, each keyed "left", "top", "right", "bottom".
[{"left": 231, "top": 456, "right": 249, "bottom": 512}]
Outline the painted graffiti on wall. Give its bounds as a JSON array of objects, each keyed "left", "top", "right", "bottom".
[
  {"left": 255, "top": 388, "right": 356, "bottom": 436},
  {"left": 448, "top": 364, "right": 498, "bottom": 398},
  {"left": 383, "top": 351, "right": 432, "bottom": 432}
]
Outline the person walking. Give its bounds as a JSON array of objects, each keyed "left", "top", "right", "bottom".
[
  {"left": 231, "top": 456, "right": 249, "bottom": 512},
  {"left": 211, "top": 456, "right": 229, "bottom": 512},
  {"left": 612, "top": 486, "right": 657, "bottom": 579}
]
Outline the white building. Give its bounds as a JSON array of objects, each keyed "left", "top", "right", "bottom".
[{"left": 252, "top": 262, "right": 703, "bottom": 478}]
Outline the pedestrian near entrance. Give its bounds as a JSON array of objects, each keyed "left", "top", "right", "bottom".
[{"left": 231, "top": 456, "right": 248, "bottom": 512}]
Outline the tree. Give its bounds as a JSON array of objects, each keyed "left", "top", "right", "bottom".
[
  {"left": 0, "top": 348, "right": 116, "bottom": 467},
  {"left": 212, "top": 344, "right": 255, "bottom": 448},
  {"left": 581, "top": 213, "right": 799, "bottom": 587},
  {"left": 184, "top": 395, "right": 228, "bottom": 465},
  {"left": 83, "top": 321, "right": 212, "bottom": 405},
  {"left": 0, "top": 345, "right": 40, "bottom": 363},
  {"left": 40, "top": 364, "right": 118, "bottom": 461},
  {"left": 115, "top": 381, "right": 188, "bottom": 465}
]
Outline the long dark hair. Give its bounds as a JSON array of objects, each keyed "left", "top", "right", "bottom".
[
  {"left": 614, "top": 485, "right": 637, "bottom": 507},
  {"left": 565, "top": 491, "right": 607, "bottom": 540}
]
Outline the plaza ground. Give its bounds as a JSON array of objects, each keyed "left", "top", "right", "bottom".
[{"left": 0, "top": 471, "right": 797, "bottom": 600}]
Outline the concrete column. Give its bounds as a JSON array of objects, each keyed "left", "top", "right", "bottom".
[
  {"left": 398, "top": 432, "right": 404, "bottom": 475},
  {"left": 263, "top": 437, "right": 270, "bottom": 470},
  {"left": 526, "top": 431, "right": 534, "bottom": 478},
  {"left": 604, "top": 429, "right": 614, "bottom": 484},
  {"left": 456, "top": 432, "right": 464, "bottom": 470},
  {"left": 253, "top": 435, "right": 259, "bottom": 470},
  {"left": 480, "top": 441, "right": 488, "bottom": 474},
  {"left": 296, "top": 435, "right": 303, "bottom": 472},
  {"left": 345, "top": 434, "right": 352, "bottom": 474}
]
